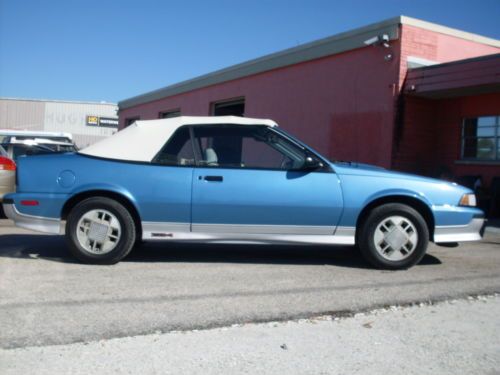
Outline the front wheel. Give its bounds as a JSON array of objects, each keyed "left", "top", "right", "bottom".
[
  {"left": 65, "top": 197, "right": 136, "bottom": 264},
  {"left": 358, "top": 203, "right": 429, "bottom": 270}
]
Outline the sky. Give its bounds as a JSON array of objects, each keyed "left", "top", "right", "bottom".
[{"left": 0, "top": 0, "right": 499, "bottom": 104}]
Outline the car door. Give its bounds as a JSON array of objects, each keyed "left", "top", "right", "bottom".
[
  {"left": 190, "top": 124, "right": 343, "bottom": 235},
  {"left": 139, "top": 126, "right": 195, "bottom": 238}
]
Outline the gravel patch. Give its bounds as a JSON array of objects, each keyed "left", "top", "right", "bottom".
[{"left": 1, "top": 295, "right": 499, "bottom": 375}]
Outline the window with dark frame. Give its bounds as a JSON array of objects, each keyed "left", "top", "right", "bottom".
[
  {"left": 212, "top": 98, "right": 245, "bottom": 117},
  {"left": 124, "top": 117, "right": 140, "bottom": 127},
  {"left": 462, "top": 116, "right": 500, "bottom": 161},
  {"left": 159, "top": 109, "right": 181, "bottom": 119}
]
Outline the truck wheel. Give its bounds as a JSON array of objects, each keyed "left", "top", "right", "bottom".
[
  {"left": 65, "top": 197, "right": 136, "bottom": 264},
  {"left": 358, "top": 203, "right": 429, "bottom": 270}
]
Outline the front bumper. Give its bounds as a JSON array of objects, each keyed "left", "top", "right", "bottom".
[
  {"left": 434, "top": 216, "right": 485, "bottom": 243},
  {"left": 2, "top": 201, "right": 64, "bottom": 234}
]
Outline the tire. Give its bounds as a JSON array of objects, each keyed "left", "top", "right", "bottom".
[
  {"left": 65, "top": 197, "right": 136, "bottom": 264},
  {"left": 358, "top": 203, "right": 429, "bottom": 270}
]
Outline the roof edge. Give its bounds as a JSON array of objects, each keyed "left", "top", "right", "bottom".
[
  {"left": 400, "top": 16, "right": 500, "bottom": 47},
  {"left": 408, "top": 52, "right": 500, "bottom": 71},
  {"left": 0, "top": 97, "right": 117, "bottom": 106},
  {"left": 119, "top": 16, "right": 500, "bottom": 110},
  {"left": 119, "top": 17, "right": 403, "bottom": 109}
]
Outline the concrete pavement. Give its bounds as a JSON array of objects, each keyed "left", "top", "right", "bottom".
[
  {"left": 1, "top": 296, "right": 499, "bottom": 374},
  {"left": 0, "top": 219, "right": 499, "bottom": 349}
]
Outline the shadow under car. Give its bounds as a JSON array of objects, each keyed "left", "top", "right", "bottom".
[{"left": 0, "top": 233, "right": 442, "bottom": 269}]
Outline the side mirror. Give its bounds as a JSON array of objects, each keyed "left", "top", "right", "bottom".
[{"left": 301, "top": 156, "right": 324, "bottom": 171}]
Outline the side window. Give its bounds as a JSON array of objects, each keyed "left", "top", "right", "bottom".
[
  {"left": 193, "top": 125, "right": 306, "bottom": 170},
  {"left": 154, "top": 127, "right": 195, "bottom": 166},
  {"left": 462, "top": 116, "right": 500, "bottom": 161}
]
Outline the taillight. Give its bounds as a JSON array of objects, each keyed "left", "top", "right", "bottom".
[
  {"left": 0, "top": 156, "right": 16, "bottom": 171},
  {"left": 21, "top": 200, "right": 39, "bottom": 206}
]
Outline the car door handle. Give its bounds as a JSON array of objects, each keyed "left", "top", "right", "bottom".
[{"left": 201, "top": 175, "right": 223, "bottom": 182}]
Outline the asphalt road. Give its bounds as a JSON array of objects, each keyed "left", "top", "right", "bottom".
[{"left": 1, "top": 219, "right": 499, "bottom": 349}]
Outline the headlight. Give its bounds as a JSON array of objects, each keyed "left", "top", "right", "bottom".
[{"left": 459, "top": 193, "right": 477, "bottom": 207}]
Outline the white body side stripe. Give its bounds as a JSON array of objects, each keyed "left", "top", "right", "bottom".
[{"left": 141, "top": 222, "right": 356, "bottom": 245}]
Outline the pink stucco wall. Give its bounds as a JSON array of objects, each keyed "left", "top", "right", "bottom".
[{"left": 120, "top": 42, "right": 401, "bottom": 168}]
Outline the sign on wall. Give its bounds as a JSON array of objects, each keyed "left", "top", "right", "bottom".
[{"left": 86, "top": 116, "right": 119, "bottom": 128}]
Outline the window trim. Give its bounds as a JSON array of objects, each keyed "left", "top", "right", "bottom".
[
  {"left": 210, "top": 97, "right": 245, "bottom": 116},
  {"left": 124, "top": 116, "right": 140, "bottom": 128},
  {"left": 461, "top": 115, "right": 500, "bottom": 162},
  {"left": 159, "top": 108, "right": 181, "bottom": 119}
]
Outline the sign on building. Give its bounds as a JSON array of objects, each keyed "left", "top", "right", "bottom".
[{"left": 86, "top": 116, "right": 119, "bottom": 128}]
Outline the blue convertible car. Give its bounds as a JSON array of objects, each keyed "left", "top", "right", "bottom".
[{"left": 3, "top": 116, "right": 484, "bottom": 269}]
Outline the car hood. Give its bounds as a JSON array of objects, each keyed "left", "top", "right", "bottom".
[{"left": 331, "top": 161, "right": 467, "bottom": 190}]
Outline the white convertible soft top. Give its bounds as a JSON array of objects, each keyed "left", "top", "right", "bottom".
[{"left": 79, "top": 116, "right": 277, "bottom": 162}]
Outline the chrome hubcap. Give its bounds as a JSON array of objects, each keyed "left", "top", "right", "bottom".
[
  {"left": 373, "top": 216, "right": 418, "bottom": 261},
  {"left": 76, "top": 209, "right": 121, "bottom": 254}
]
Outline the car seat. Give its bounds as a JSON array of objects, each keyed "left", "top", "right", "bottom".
[{"left": 204, "top": 148, "right": 218, "bottom": 166}]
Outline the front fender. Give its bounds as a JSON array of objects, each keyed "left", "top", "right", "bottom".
[
  {"left": 337, "top": 174, "right": 438, "bottom": 227},
  {"left": 362, "top": 188, "right": 433, "bottom": 210}
]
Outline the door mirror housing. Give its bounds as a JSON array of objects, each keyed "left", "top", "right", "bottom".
[{"left": 301, "top": 156, "right": 324, "bottom": 171}]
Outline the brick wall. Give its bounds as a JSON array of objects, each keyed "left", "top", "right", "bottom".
[
  {"left": 392, "top": 25, "right": 500, "bottom": 175},
  {"left": 398, "top": 25, "right": 499, "bottom": 89},
  {"left": 435, "top": 93, "right": 500, "bottom": 187},
  {"left": 392, "top": 96, "right": 438, "bottom": 175}
]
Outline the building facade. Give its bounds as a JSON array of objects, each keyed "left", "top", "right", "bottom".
[
  {"left": 0, "top": 98, "right": 118, "bottom": 148},
  {"left": 397, "top": 54, "right": 500, "bottom": 187},
  {"left": 118, "top": 16, "right": 500, "bottom": 213}
]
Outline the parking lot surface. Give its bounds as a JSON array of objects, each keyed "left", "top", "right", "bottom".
[
  {"left": 2, "top": 296, "right": 499, "bottom": 375},
  {"left": 1, "top": 219, "right": 499, "bottom": 349}
]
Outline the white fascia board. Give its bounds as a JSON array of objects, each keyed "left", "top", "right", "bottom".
[{"left": 407, "top": 56, "right": 440, "bottom": 69}]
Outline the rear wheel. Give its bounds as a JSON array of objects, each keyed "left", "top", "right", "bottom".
[
  {"left": 358, "top": 203, "right": 429, "bottom": 270},
  {"left": 65, "top": 197, "right": 136, "bottom": 264}
]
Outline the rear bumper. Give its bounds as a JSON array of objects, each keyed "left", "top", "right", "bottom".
[
  {"left": 434, "top": 216, "right": 485, "bottom": 243},
  {"left": 2, "top": 202, "right": 64, "bottom": 234}
]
